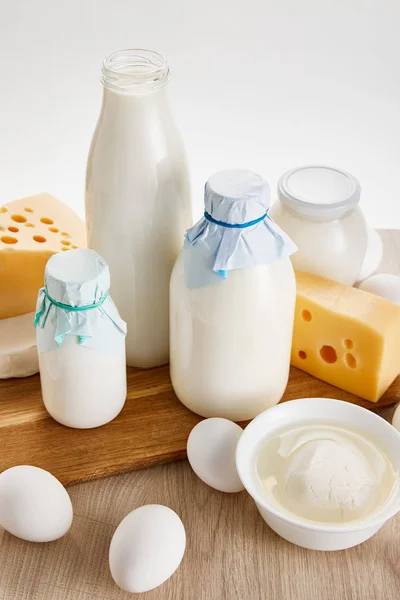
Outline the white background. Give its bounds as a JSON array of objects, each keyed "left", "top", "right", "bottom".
[{"left": 0, "top": 0, "right": 399, "bottom": 227}]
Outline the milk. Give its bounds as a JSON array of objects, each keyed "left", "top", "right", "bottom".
[
  {"left": 36, "top": 249, "right": 127, "bottom": 429},
  {"left": 271, "top": 166, "right": 368, "bottom": 285},
  {"left": 39, "top": 336, "right": 127, "bottom": 429},
  {"left": 170, "top": 256, "right": 296, "bottom": 421},
  {"left": 169, "top": 169, "right": 297, "bottom": 421},
  {"left": 85, "top": 50, "right": 192, "bottom": 367},
  {"left": 270, "top": 201, "right": 368, "bottom": 285}
]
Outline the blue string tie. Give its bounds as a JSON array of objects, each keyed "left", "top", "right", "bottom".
[
  {"left": 34, "top": 288, "right": 109, "bottom": 328},
  {"left": 204, "top": 211, "right": 268, "bottom": 229}
]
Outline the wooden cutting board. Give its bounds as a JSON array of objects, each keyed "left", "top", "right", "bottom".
[
  {"left": 0, "top": 365, "right": 399, "bottom": 487},
  {"left": 0, "top": 229, "right": 399, "bottom": 487}
]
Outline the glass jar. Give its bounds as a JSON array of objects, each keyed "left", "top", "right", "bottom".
[
  {"left": 170, "top": 169, "right": 297, "bottom": 421},
  {"left": 86, "top": 49, "right": 192, "bottom": 368},
  {"left": 269, "top": 166, "right": 368, "bottom": 285},
  {"left": 35, "top": 249, "right": 127, "bottom": 429}
]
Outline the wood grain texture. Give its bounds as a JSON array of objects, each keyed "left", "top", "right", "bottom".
[
  {"left": 1, "top": 231, "right": 400, "bottom": 487},
  {"left": 0, "top": 449, "right": 399, "bottom": 600},
  {"left": 0, "top": 230, "right": 399, "bottom": 600},
  {"left": 1, "top": 364, "right": 400, "bottom": 487}
]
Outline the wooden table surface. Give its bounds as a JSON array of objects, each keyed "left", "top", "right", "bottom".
[{"left": 1, "top": 230, "right": 400, "bottom": 600}]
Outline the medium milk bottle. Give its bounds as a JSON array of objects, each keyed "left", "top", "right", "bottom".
[
  {"left": 86, "top": 49, "right": 192, "bottom": 367},
  {"left": 170, "top": 169, "right": 297, "bottom": 421}
]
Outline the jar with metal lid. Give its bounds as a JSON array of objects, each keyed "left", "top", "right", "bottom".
[
  {"left": 269, "top": 166, "right": 368, "bottom": 285},
  {"left": 35, "top": 248, "right": 127, "bottom": 429}
]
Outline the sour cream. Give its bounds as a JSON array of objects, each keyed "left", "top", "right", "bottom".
[{"left": 256, "top": 423, "right": 397, "bottom": 524}]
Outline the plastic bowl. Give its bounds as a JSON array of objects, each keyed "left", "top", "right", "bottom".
[{"left": 235, "top": 398, "right": 400, "bottom": 551}]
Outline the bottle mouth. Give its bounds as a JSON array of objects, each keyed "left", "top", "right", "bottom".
[
  {"left": 278, "top": 165, "right": 361, "bottom": 221},
  {"left": 101, "top": 49, "right": 170, "bottom": 93}
]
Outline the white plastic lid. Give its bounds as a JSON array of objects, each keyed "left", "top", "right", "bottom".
[{"left": 278, "top": 166, "right": 361, "bottom": 220}]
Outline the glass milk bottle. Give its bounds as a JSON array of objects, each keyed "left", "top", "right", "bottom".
[
  {"left": 35, "top": 249, "right": 127, "bottom": 429},
  {"left": 270, "top": 166, "right": 368, "bottom": 285},
  {"left": 170, "top": 169, "right": 297, "bottom": 421},
  {"left": 86, "top": 49, "right": 192, "bottom": 368}
]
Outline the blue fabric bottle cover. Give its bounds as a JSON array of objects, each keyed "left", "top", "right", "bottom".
[
  {"left": 184, "top": 169, "right": 297, "bottom": 288},
  {"left": 35, "top": 248, "right": 127, "bottom": 354}
]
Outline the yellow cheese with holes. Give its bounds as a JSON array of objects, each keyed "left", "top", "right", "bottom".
[
  {"left": 292, "top": 271, "right": 400, "bottom": 402},
  {"left": 0, "top": 194, "right": 86, "bottom": 319}
]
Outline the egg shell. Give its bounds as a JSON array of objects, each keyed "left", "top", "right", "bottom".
[
  {"left": 187, "top": 418, "right": 244, "bottom": 493},
  {"left": 356, "top": 228, "right": 383, "bottom": 282},
  {"left": 358, "top": 274, "right": 400, "bottom": 305},
  {"left": 392, "top": 405, "right": 400, "bottom": 432},
  {"left": 0, "top": 465, "right": 73, "bottom": 542},
  {"left": 109, "top": 504, "right": 186, "bottom": 594}
]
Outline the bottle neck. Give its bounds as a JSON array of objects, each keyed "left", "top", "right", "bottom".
[
  {"left": 101, "top": 49, "right": 170, "bottom": 95},
  {"left": 102, "top": 84, "right": 169, "bottom": 113}
]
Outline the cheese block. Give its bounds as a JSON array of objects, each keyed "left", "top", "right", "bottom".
[
  {"left": 0, "top": 194, "right": 86, "bottom": 319},
  {"left": 291, "top": 271, "right": 400, "bottom": 402},
  {"left": 0, "top": 313, "right": 38, "bottom": 378}
]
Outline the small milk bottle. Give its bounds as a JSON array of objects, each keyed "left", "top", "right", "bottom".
[
  {"left": 86, "top": 49, "right": 192, "bottom": 368},
  {"left": 35, "top": 249, "right": 127, "bottom": 429},
  {"left": 170, "top": 169, "right": 297, "bottom": 421}
]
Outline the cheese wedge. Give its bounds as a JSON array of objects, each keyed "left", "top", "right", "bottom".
[
  {"left": 0, "top": 313, "right": 38, "bottom": 378},
  {"left": 0, "top": 194, "right": 86, "bottom": 319},
  {"left": 292, "top": 271, "right": 400, "bottom": 402}
]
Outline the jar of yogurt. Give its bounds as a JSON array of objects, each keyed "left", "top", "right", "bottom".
[
  {"left": 269, "top": 166, "right": 368, "bottom": 285},
  {"left": 35, "top": 249, "right": 127, "bottom": 429},
  {"left": 170, "top": 169, "right": 297, "bottom": 421}
]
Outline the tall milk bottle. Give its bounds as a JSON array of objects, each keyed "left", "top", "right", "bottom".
[{"left": 86, "top": 49, "right": 192, "bottom": 367}]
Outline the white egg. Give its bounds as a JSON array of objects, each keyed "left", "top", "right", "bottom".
[
  {"left": 356, "top": 228, "right": 383, "bottom": 282},
  {"left": 109, "top": 504, "right": 186, "bottom": 594},
  {"left": 0, "top": 465, "right": 73, "bottom": 542},
  {"left": 187, "top": 418, "right": 244, "bottom": 493},
  {"left": 358, "top": 274, "right": 400, "bottom": 305},
  {"left": 392, "top": 405, "right": 400, "bottom": 432}
]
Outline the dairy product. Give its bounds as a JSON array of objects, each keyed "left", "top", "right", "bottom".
[
  {"left": 39, "top": 337, "right": 127, "bottom": 428},
  {"left": 36, "top": 249, "right": 127, "bottom": 429},
  {"left": 0, "top": 194, "right": 86, "bottom": 319},
  {"left": 86, "top": 49, "right": 192, "bottom": 368},
  {"left": 170, "top": 170, "right": 297, "bottom": 421},
  {"left": 270, "top": 166, "right": 368, "bottom": 285},
  {"left": 0, "top": 312, "right": 38, "bottom": 378},
  {"left": 356, "top": 228, "right": 383, "bottom": 282},
  {"left": 257, "top": 422, "right": 397, "bottom": 524},
  {"left": 171, "top": 258, "right": 296, "bottom": 420},
  {"left": 292, "top": 271, "right": 400, "bottom": 402}
]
